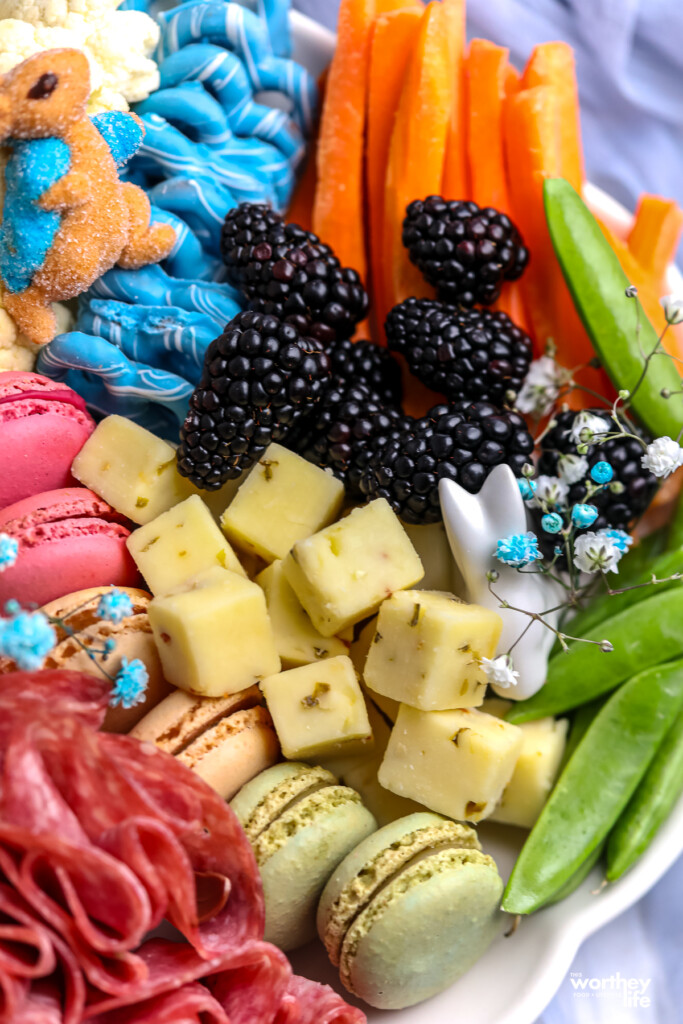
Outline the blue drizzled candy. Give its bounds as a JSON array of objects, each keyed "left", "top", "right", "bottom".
[
  {"left": 158, "top": 45, "right": 304, "bottom": 161},
  {"left": 135, "top": 85, "right": 294, "bottom": 205},
  {"left": 146, "top": 207, "right": 223, "bottom": 281},
  {"left": 79, "top": 299, "right": 219, "bottom": 381},
  {"left": 90, "top": 264, "right": 240, "bottom": 321},
  {"left": 146, "top": 175, "right": 236, "bottom": 257},
  {"left": 156, "top": 1, "right": 315, "bottom": 132},
  {"left": 37, "top": 332, "right": 195, "bottom": 437}
]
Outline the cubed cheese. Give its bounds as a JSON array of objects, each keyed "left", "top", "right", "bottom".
[
  {"left": 489, "top": 717, "right": 568, "bottom": 829},
  {"left": 127, "top": 495, "right": 245, "bottom": 595},
  {"left": 72, "top": 415, "right": 191, "bottom": 525},
  {"left": 256, "top": 559, "right": 349, "bottom": 667},
  {"left": 283, "top": 499, "right": 424, "bottom": 637},
  {"left": 260, "top": 656, "right": 372, "bottom": 760},
  {"left": 220, "top": 444, "right": 345, "bottom": 562},
  {"left": 349, "top": 617, "right": 400, "bottom": 723},
  {"left": 148, "top": 567, "right": 280, "bottom": 697},
  {"left": 378, "top": 704, "right": 523, "bottom": 822},
  {"left": 364, "top": 590, "right": 501, "bottom": 711},
  {"left": 402, "top": 522, "right": 460, "bottom": 592},
  {"left": 318, "top": 701, "right": 425, "bottom": 826}
]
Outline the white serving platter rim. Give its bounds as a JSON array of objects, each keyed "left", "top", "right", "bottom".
[{"left": 286, "top": 11, "right": 683, "bottom": 1023}]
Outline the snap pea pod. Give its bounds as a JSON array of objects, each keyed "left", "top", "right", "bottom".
[
  {"left": 558, "top": 697, "right": 608, "bottom": 774},
  {"left": 503, "top": 658, "right": 683, "bottom": 914},
  {"left": 667, "top": 487, "right": 683, "bottom": 551},
  {"left": 544, "top": 178, "right": 683, "bottom": 440},
  {"left": 553, "top": 546, "right": 683, "bottom": 647},
  {"left": 606, "top": 704, "right": 683, "bottom": 881},
  {"left": 506, "top": 587, "right": 683, "bottom": 724},
  {"left": 545, "top": 843, "right": 604, "bottom": 907}
]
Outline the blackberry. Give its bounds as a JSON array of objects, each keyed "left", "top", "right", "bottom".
[
  {"left": 292, "top": 380, "right": 408, "bottom": 494},
  {"left": 385, "top": 297, "right": 533, "bottom": 404},
  {"left": 329, "top": 337, "right": 402, "bottom": 406},
  {"left": 176, "top": 311, "right": 330, "bottom": 489},
  {"left": 359, "top": 400, "right": 535, "bottom": 524},
  {"left": 537, "top": 409, "right": 658, "bottom": 532},
  {"left": 220, "top": 203, "right": 369, "bottom": 345},
  {"left": 402, "top": 196, "right": 529, "bottom": 307}
]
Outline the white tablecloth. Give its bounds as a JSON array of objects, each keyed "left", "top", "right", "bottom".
[{"left": 292, "top": 0, "right": 683, "bottom": 1018}]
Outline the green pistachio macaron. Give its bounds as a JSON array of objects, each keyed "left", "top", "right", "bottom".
[
  {"left": 317, "top": 812, "right": 503, "bottom": 1009},
  {"left": 230, "top": 762, "right": 377, "bottom": 951}
]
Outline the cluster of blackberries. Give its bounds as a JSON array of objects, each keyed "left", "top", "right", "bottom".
[{"left": 178, "top": 201, "right": 539, "bottom": 523}]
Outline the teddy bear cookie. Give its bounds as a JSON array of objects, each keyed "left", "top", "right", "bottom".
[{"left": 0, "top": 48, "right": 176, "bottom": 346}]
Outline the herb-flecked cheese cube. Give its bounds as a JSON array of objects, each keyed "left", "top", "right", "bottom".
[
  {"left": 282, "top": 499, "right": 424, "bottom": 637},
  {"left": 319, "top": 700, "right": 425, "bottom": 826},
  {"left": 486, "top": 710, "right": 568, "bottom": 828},
  {"left": 256, "top": 559, "right": 349, "bottom": 667},
  {"left": 260, "top": 656, "right": 372, "bottom": 760},
  {"left": 378, "top": 704, "right": 523, "bottom": 822},
  {"left": 220, "top": 444, "right": 345, "bottom": 562},
  {"left": 149, "top": 567, "right": 280, "bottom": 696},
  {"left": 72, "top": 415, "right": 192, "bottom": 525},
  {"left": 364, "top": 590, "right": 502, "bottom": 711},
  {"left": 127, "top": 495, "right": 245, "bottom": 595}
]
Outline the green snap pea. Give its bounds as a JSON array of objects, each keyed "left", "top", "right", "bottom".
[
  {"left": 553, "top": 546, "right": 683, "bottom": 647},
  {"left": 503, "top": 659, "right": 683, "bottom": 914},
  {"left": 545, "top": 843, "right": 604, "bottom": 907},
  {"left": 506, "top": 587, "right": 683, "bottom": 724},
  {"left": 544, "top": 178, "right": 683, "bottom": 440},
  {"left": 558, "top": 697, "right": 608, "bottom": 774},
  {"left": 606, "top": 704, "right": 683, "bottom": 881},
  {"left": 667, "top": 488, "right": 683, "bottom": 551}
]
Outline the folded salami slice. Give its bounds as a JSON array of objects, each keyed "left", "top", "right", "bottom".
[{"left": 0, "top": 670, "right": 366, "bottom": 1024}]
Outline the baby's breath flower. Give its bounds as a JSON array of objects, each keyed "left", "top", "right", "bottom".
[
  {"left": 542, "top": 512, "right": 564, "bottom": 534},
  {"left": 109, "top": 658, "right": 149, "bottom": 709},
  {"left": 0, "top": 610, "right": 56, "bottom": 670},
  {"left": 0, "top": 534, "right": 18, "bottom": 573},
  {"left": 599, "top": 528, "right": 633, "bottom": 553},
  {"left": 495, "top": 532, "right": 543, "bottom": 568},
  {"left": 590, "top": 461, "right": 614, "bottom": 484},
  {"left": 660, "top": 294, "right": 683, "bottom": 326},
  {"left": 533, "top": 475, "right": 569, "bottom": 508},
  {"left": 481, "top": 654, "right": 519, "bottom": 689},
  {"left": 96, "top": 588, "right": 134, "bottom": 624},
  {"left": 516, "top": 356, "right": 565, "bottom": 417},
  {"left": 573, "top": 533, "right": 622, "bottom": 574},
  {"left": 641, "top": 437, "right": 683, "bottom": 479},
  {"left": 571, "top": 503, "right": 599, "bottom": 529},
  {"left": 568, "top": 411, "right": 610, "bottom": 447},
  {"left": 517, "top": 478, "right": 537, "bottom": 501},
  {"left": 557, "top": 454, "right": 589, "bottom": 486}
]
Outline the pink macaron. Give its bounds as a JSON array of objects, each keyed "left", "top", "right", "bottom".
[
  {"left": 0, "top": 371, "right": 95, "bottom": 510},
  {"left": 0, "top": 488, "right": 140, "bottom": 608}
]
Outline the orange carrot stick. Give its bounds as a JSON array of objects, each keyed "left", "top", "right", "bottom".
[
  {"left": 600, "top": 217, "right": 683, "bottom": 370},
  {"left": 367, "top": 7, "right": 422, "bottom": 338},
  {"left": 441, "top": 0, "right": 468, "bottom": 200},
  {"left": 376, "top": 0, "right": 421, "bottom": 10},
  {"left": 503, "top": 85, "right": 561, "bottom": 350},
  {"left": 628, "top": 194, "right": 683, "bottom": 286},
  {"left": 522, "top": 42, "right": 584, "bottom": 191},
  {"left": 313, "top": 0, "right": 375, "bottom": 280},
  {"left": 505, "top": 63, "right": 521, "bottom": 96},
  {"left": 383, "top": 2, "right": 452, "bottom": 320},
  {"left": 466, "top": 38, "right": 511, "bottom": 213}
]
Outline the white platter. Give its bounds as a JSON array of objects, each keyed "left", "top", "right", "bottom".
[{"left": 287, "top": 10, "right": 683, "bottom": 1023}]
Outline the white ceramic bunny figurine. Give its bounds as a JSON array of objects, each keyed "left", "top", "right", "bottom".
[{"left": 439, "top": 464, "right": 563, "bottom": 700}]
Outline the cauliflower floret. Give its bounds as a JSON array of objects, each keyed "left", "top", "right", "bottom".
[
  {"left": 0, "top": 0, "right": 121, "bottom": 27},
  {"left": 87, "top": 85, "right": 129, "bottom": 114},
  {"left": 86, "top": 11, "right": 159, "bottom": 103},
  {"left": 0, "top": 19, "right": 103, "bottom": 89}
]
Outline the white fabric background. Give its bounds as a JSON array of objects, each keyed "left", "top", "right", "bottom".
[{"left": 292, "top": 0, "right": 683, "bottom": 1017}]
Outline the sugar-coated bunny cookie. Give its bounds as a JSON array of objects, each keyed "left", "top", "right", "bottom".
[{"left": 0, "top": 49, "right": 176, "bottom": 346}]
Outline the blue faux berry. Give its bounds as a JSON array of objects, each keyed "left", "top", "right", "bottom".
[
  {"left": 571, "top": 503, "right": 599, "bottom": 529},
  {"left": 590, "top": 461, "right": 614, "bottom": 484},
  {"left": 542, "top": 512, "right": 563, "bottom": 534}
]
